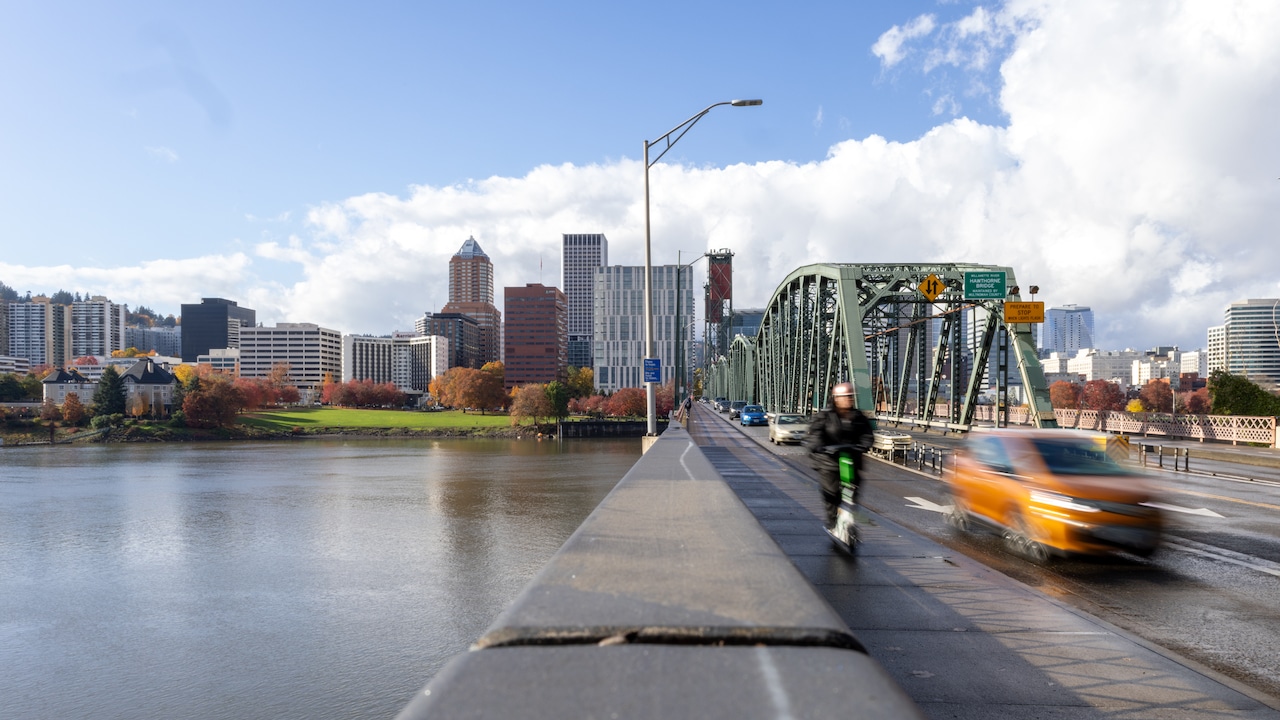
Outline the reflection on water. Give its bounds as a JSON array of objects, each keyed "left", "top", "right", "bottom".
[{"left": 0, "top": 438, "right": 639, "bottom": 719}]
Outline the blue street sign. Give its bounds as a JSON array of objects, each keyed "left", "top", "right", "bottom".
[{"left": 643, "top": 358, "right": 662, "bottom": 384}]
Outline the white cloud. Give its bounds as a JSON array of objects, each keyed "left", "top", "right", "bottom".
[
  {"left": 9, "top": 0, "right": 1280, "bottom": 353},
  {"left": 145, "top": 146, "right": 179, "bottom": 162},
  {"left": 813, "top": 106, "right": 824, "bottom": 131},
  {"left": 872, "top": 14, "right": 937, "bottom": 68}
]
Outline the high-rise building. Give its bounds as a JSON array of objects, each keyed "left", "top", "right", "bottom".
[
  {"left": 441, "top": 237, "right": 502, "bottom": 366},
  {"left": 1042, "top": 305, "right": 1095, "bottom": 355},
  {"left": 504, "top": 284, "right": 567, "bottom": 389},
  {"left": 592, "top": 265, "right": 694, "bottom": 393},
  {"left": 125, "top": 326, "right": 183, "bottom": 357},
  {"left": 0, "top": 301, "right": 7, "bottom": 358},
  {"left": 239, "top": 323, "right": 341, "bottom": 397},
  {"left": 70, "top": 296, "right": 126, "bottom": 358},
  {"left": 1207, "top": 325, "right": 1227, "bottom": 374},
  {"left": 562, "top": 233, "right": 607, "bottom": 369},
  {"left": 342, "top": 332, "right": 448, "bottom": 397},
  {"left": 1222, "top": 298, "right": 1280, "bottom": 384},
  {"left": 8, "top": 297, "right": 72, "bottom": 368},
  {"left": 417, "top": 312, "right": 480, "bottom": 370},
  {"left": 180, "top": 298, "right": 256, "bottom": 362}
]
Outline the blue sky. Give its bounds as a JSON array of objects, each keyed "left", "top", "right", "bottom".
[{"left": 3, "top": 1, "right": 1279, "bottom": 350}]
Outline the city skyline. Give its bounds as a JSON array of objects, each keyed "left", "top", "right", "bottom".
[{"left": 3, "top": 2, "right": 1279, "bottom": 351}]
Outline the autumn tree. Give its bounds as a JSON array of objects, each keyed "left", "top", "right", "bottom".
[
  {"left": 129, "top": 392, "right": 151, "bottom": 419},
  {"left": 1048, "top": 381, "right": 1081, "bottom": 409},
  {"left": 605, "top": 387, "right": 647, "bottom": 417},
  {"left": 565, "top": 366, "right": 594, "bottom": 398},
  {"left": 1138, "top": 380, "right": 1173, "bottom": 413},
  {"left": 183, "top": 374, "right": 243, "bottom": 428},
  {"left": 510, "top": 384, "right": 553, "bottom": 427},
  {"left": 62, "top": 392, "right": 87, "bottom": 425},
  {"left": 92, "top": 365, "right": 127, "bottom": 417},
  {"left": 73, "top": 355, "right": 99, "bottom": 366},
  {"left": 1182, "top": 387, "right": 1211, "bottom": 414},
  {"left": 1080, "top": 379, "right": 1125, "bottom": 412},
  {"left": 40, "top": 398, "right": 62, "bottom": 422}
]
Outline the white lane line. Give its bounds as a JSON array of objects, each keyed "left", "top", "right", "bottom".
[
  {"left": 1140, "top": 502, "right": 1224, "bottom": 518},
  {"left": 755, "top": 647, "right": 796, "bottom": 720},
  {"left": 905, "top": 496, "right": 953, "bottom": 514},
  {"left": 1164, "top": 538, "right": 1280, "bottom": 579}
]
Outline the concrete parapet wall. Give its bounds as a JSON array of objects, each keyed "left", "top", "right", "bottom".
[{"left": 396, "top": 423, "right": 921, "bottom": 718}]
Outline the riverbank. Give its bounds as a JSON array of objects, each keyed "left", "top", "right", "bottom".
[{"left": 0, "top": 407, "right": 642, "bottom": 446}]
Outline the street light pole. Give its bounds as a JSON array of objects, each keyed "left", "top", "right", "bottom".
[{"left": 643, "top": 99, "right": 762, "bottom": 436}]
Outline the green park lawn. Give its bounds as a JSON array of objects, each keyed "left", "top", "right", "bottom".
[{"left": 239, "top": 407, "right": 518, "bottom": 432}]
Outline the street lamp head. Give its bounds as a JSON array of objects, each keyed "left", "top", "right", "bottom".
[{"left": 730, "top": 99, "right": 763, "bottom": 107}]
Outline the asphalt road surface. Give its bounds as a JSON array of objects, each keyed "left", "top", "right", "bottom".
[{"left": 692, "top": 403, "right": 1280, "bottom": 705}]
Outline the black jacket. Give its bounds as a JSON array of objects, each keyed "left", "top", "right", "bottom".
[{"left": 805, "top": 406, "right": 874, "bottom": 472}]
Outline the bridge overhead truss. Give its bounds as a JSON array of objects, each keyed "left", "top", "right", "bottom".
[{"left": 720, "top": 263, "right": 1056, "bottom": 430}]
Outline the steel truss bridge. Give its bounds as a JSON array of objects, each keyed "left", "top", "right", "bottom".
[{"left": 704, "top": 263, "right": 1058, "bottom": 430}]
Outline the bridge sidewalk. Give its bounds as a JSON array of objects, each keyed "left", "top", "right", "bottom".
[{"left": 689, "top": 405, "right": 1280, "bottom": 719}]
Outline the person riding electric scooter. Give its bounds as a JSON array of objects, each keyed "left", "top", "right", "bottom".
[{"left": 805, "top": 382, "right": 874, "bottom": 550}]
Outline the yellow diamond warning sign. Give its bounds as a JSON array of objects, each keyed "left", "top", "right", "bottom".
[{"left": 918, "top": 274, "right": 945, "bottom": 302}]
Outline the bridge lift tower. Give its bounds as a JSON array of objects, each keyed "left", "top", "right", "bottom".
[{"left": 707, "top": 263, "right": 1056, "bottom": 431}]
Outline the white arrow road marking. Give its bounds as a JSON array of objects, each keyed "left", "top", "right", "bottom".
[
  {"left": 905, "top": 496, "right": 954, "bottom": 514},
  {"left": 1140, "top": 502, "right": 1224, "bottom": 518}
]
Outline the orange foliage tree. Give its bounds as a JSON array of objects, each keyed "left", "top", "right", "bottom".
[{"left": 1048, "top": 381, "right": 1081, "bottom": 409}]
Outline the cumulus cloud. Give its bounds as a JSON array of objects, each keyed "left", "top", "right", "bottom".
[
  {"left": 872, "top": 14, "right": 937, "bottom": 68},
  {"left": 8, "top": 0, "right": 1280, "bottom": 352}
]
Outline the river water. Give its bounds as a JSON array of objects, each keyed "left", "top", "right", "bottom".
[{"left": 0, "top": 438, "right": 640, "bottom": 719}]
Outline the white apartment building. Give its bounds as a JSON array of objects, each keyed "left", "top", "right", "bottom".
[
  {"left": 197, "top": 348, "right": 241, "bottom": 375},
  {"left": 1207, "top": 325, "right": 1227, "bottom": 374},
  {"left": 239, "top": 323, "right": 342, "bottom": 395},
  {"left": 1221, "top": 299, "right": 1280, "bottom": 383},
  {"left": 8, "top": 297, "right": 71, "bottom": 368},
  {"left": 0, "top": 355, "right": 32, "bottom": 375},
  {"left": 592, "top": 264, "right": 694, "bottom": 393},
  {"left": 70, "top": 297, "right": 126, "bottom": 358},
  {"left": 342, "top": 332, "right": 448, "bottom": 396},
  {"left": 1180, "top": 349, "right": 1209, "bottom": 378},
  {"left": 1066, "top": 348, "right": 1143, "bottom": 390}
]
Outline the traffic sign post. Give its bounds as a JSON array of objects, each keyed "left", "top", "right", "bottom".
[
  {"left": 964, "top": 271, "right": 1007, "bottom": 300},
  {"left": 643, "top": 358, "right": 662, "bottom": 384}
]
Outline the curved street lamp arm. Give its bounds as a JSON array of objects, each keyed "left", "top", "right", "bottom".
[{"left": 647, "top": 101, "right": 734, "bottom": 167}]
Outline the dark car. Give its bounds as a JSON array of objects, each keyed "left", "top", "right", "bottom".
[
  {"left": 739, "top": 404, "right": 767, "bottom": 426},
  {"left": 728, "top": 401, "right": 748, "bottom": 419}
]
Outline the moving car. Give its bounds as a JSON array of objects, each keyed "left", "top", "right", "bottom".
[
  {"left": 769, "top": 413, "right": 809, "bottom": 444},
  {"left": 728, "top": 401, "right": 748, "bottom": 419},
  {"left": 739, "top": 404, "right": 767, "bottom": 426},
  {"left": 714, "top": 397, "right": 729, "bottom": 412},
  {"left": 945, "top": 429, "right": 1162, "bottom": 562}
]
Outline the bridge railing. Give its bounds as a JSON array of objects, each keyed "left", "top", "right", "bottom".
[
  {"left": 874, "top": 403, "right": 1277, "bottom": 447},
  {"left": 396, "top": 423, "right": 922, "bottom": 719}
]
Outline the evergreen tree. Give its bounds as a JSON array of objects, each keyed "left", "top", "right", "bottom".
[
  {"left": 92, "top": 366, "right": 127, "bottom": 417},
  {"left": 1208, "top": 370, "right": 1280, "bottom": 416},
  {"left": 50, "top": 290, "right": 74, "bottom": 305},
  {"left": 0, "top": 281, "right": 18, "bottom": 301}
]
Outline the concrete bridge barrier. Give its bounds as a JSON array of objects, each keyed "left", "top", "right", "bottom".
[{"left": 396, "top": 423, "right": 921, "bottom": 718}]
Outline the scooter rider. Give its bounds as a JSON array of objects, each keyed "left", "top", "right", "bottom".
[{"left": 805, "top": 381, "right": 875, "bottom": 530}]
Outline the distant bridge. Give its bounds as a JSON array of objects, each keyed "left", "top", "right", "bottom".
[{"left": 705, "top": 263, "right": 1057, "bottom": 430}]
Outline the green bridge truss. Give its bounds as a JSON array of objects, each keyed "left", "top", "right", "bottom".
[{"left": 704, "top": 263, "right": 1057, "bottom": 430}]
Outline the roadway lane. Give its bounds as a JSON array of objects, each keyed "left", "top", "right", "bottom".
[{"left": 687, "top": 402, "right": 1280, "bottom": 714}]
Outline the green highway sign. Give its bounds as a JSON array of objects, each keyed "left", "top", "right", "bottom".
[{"left": 964, "top": 271, "right": 1007, "bottom": 300}]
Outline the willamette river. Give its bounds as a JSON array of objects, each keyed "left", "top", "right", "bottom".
[{"left": 0, "top": 438, "right": 641, "bottom": 719}]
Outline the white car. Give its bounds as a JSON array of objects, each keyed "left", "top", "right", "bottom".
[{"left": 769, "top": 413, "right": 810, "bottom": 444}]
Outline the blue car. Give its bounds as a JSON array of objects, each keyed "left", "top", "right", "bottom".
[{"left": 739, "top": 404, "right": 767, "bottom": 426}]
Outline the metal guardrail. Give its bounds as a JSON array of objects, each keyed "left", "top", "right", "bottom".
[{"left": 1138, "top": 443, "right": 1191, "bottom": 471}]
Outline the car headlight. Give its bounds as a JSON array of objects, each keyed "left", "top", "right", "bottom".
[{"left": 1030, "top": 490, "right": 1100, "bottom": 513}]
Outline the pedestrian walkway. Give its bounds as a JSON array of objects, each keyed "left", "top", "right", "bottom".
[{"left": 688, "top": 405, "right": 1280, "bottom": 718}]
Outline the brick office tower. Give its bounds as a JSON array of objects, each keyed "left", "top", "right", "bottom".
[
  {"left": 441, "top": 237, "right": 503, "bottom": 367},
  {"left": 503, "top": 283, "right": 566, "bottom": 390}
]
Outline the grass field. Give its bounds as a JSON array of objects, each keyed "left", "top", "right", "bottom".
[{"left": 239, "top": 407, "right": 518, "bottom": 431}]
